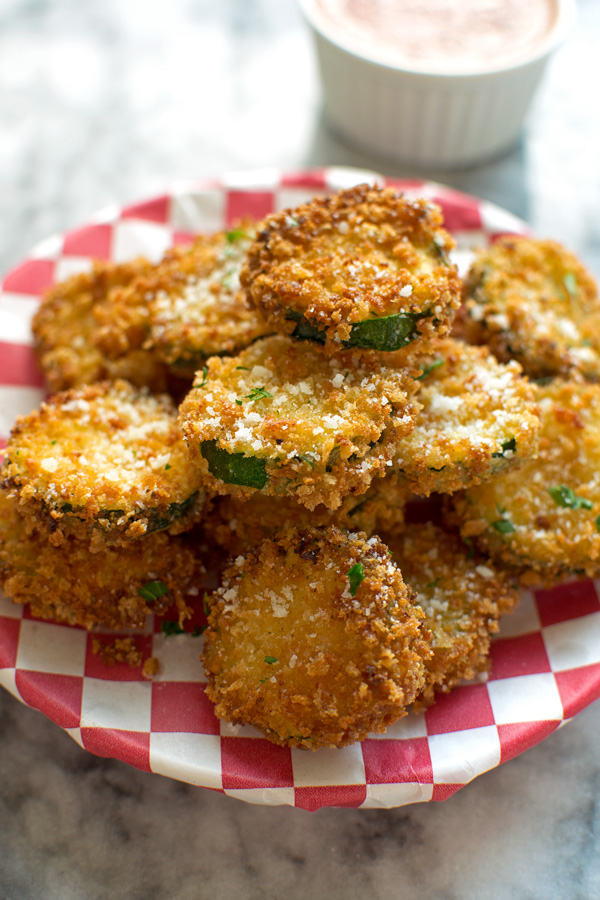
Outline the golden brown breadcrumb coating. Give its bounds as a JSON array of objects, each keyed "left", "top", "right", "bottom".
[
  {"left": 92, "top": 637, "right": 145, "bottom": 669},
  {"left": 202, "top": 526, "right": 430, "bottom": 749},
  {"left": 393, "top": 337, "right": 540, "bottom": 495},
  {"left": 241, "top": 184, "right": 461, "bottom": 351},
  {"left": 1, "top": 380, "right": 207, "bottom": 547},
  {"left": 203, "top": 475, "right": 407, "bottom": 556},
  {"left": 0, "top": 489, "right": 199, "bottom": 631},
  {"left": 385, "top": 523, "right": 518, "bottom": 708},
  {"left": 32, "top": 258, "right": 170, "bottom": 393},
  {"left": 123, "top": 222, "right": 271, "bottom": 377},
  {"left": 447, "top": 379, "right": 600, "bottom": 583},
  {"left": 178, "top": 335, "right": 421, "bottom": 510},
  {"left": 462, "top": 236, "right": 600, "bottom": 380}
]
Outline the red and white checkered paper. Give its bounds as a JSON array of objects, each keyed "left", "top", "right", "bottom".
[{"left": 1, "top": 167, "right": 598, "bottom": 811}]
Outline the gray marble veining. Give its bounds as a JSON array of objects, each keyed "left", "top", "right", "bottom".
[
  {"left": 1, "top": 1, "right": 600, "bottom": 898},
  {"left": 2, "top": 692, "right": 600, "bottom": 900}
]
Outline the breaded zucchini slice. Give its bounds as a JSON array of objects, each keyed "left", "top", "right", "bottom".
[
  {"left": 241, "top": 184, "right": 461, "bottom": 352},
  {"left": 124, "top": 223, "right": 270, "bottom": 378},
  {"left": 32, "top": 258, "right": 169, "bottom": 393},
  {"left": 385, "top": 523, "right": 518, "bottom": 708},
  {"left": 0, "top": 489, "right": 199, "bottom": 631},
  {"left": 462, "top": 236, "right": 600, "bottom": 380},
  {"left": 393, "top": 338, "right": 540, "bottom": 495},
  {"left": 448, "top": 380, "right": 600, "bottom": 583},
  {"left": 202, "top": 526, "right": 430, "bottom": 749},
  {"left": 178, "top": 335, "right": 420, "bottom": 510},
  {"left": 204, "top": 475, "right": 407, "bottom": 556},
  {"left": 1, "top": 380, "right": 207, "bottom": 546}
]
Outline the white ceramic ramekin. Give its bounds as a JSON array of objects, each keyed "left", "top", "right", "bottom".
[{"left": 299, "top": 0, "right": 575, "bottom": 169}]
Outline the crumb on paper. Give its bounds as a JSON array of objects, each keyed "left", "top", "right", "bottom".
[
  {"left": 92, "top": 636, "right": 143, "bottom": 669},
  {"left": 142, "top": 656, "right": 161, "bottom": 679}
]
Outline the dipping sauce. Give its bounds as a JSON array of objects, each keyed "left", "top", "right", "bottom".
[{"left": 315, "top": 0, "right": 558, "bottom": 73}]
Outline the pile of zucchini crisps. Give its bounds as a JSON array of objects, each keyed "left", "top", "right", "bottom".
[{"left": 2, "top": 184, "right": 600, "bottom": 750}]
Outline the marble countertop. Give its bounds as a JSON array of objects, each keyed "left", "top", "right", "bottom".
[{"left": 1, "top": 1, "right": 600, "bottom": 897}]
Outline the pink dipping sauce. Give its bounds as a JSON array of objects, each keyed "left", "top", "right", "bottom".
[{"left": 315, "top": 0, "right": 558, "bottom": 73}]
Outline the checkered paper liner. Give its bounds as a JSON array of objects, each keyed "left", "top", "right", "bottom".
[{"left": 1, "top": 167, "right": 599, "bottom": 811}]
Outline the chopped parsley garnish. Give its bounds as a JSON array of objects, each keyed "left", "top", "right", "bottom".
[
  {"left": 433, "top": 234, "right": 452, "bottom": 266},
  {"left": 235, "top": 366, "right": 251, "bottom": 371},
  {"left": 547, "top": 485, "right": 593, "bottom": 510},
  {"left": 563, "top": 271, "right": 578, "bottom": 300},
  {"left": 596, "top": 515, "right": 600, "bottom": 534},
  {"left": 296, "top": 453, "right": 316, "bottom": 468},
  {"left": 226, "top": 227, "right": 247, "bottom": 244},
  {"left": 462, "top": 537, "right": 475, "bottom": 559},
  {"left": 164, "top": 463, "right": 172, "bottom": 470},
  {"left": 492, "top": 437, "right": 517, "bottom": 459},
  {"left": 492, "top": 519, "right": 516, "bottom": 534},
  {"left": 202, "top": 591, "right": 210, "bottom": 617},
  {"left": 492, "top": 502, "right": 516, "bottom": 534},
  {"left": 235, "top": 386, "right": 273, "bottom": 406},
  {"left": 222, "top": 269, "right": 237, "bottom": 290},
  {"left": 416, "top": 358, "right": 444, "bottom": 380},
  {"left": 264, "top": 656, "right": 278, "bottom": 665},
  {"left": 195, "top": 366, "right": 209, "bottom": 389},
  {"left": 425, "top": 577, "right": 441, "bottom": 589},
  {"left": 347, "top": 562, "right": 365, "bottom": 596},
  {"left": 161, "top": 619, "right": 186, "bottom": 636},
  {"left": 139, "top": 580, "right": 169, "bottom": 602},
  {"left": 259, "top": 676, "right": 269, "bottom": 684}
]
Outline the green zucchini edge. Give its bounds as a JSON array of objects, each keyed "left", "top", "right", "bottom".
[
  {"left": 200, "top": 439, "right": 268, "bottom": 489},
  {"left": 286, "top": 309, "right": 429, "bottom": 351}
]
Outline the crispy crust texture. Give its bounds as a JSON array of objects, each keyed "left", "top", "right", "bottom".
[
  {"left": 202, "top": 526, "right": 430, "bottom": 749},
  {"left": 1, "top": 380, "right": 207, "bottom": 546},
  {"left": 393, "top": 337, "right": 540, "bottom": 495},
  {"left": 178, "top": 335, "right": 421, "bottom": 510},
  {"left": 385, "top": 523, "right": 519, "bottom": 708},
  {"left": 447, "top": 380, "right": 600, "bottom": 583},
  {"left": 241, "top": 184, "right": 461, "bottom": 350},
  {"left": 32, "top": 258, "right": 170, "bottom": 393},
  {"left": 0, "top": 489, "right": 200, "bottom": 631},
  {"left": 462, "top": 236, "right": 600, "bottom": 380},
  {"left": 203, "top": 475, "right": 407, "bottom": 557},
  {"left": 126, "top": 222, "right": 271, "bottom": 377}
]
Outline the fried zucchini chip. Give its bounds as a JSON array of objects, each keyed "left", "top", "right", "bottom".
[
  {"left": 1, "top": 380, "right": 207, "bottom": 546},
  {"left": 0, "top": 490, "right": 200, "bottom": 631},
  {"left": 32, "top": 258, "right": 169, "bottom": 393},
  {"left": 241, "top": 184, "right": 461, "bottom": 352},
  {"left": 462, "top": 236, "right": 600, "bottom": 380},
  {"left": 120, "top": 223, "right": 270, "bottom": 378},
  {"left": 204, "top": 475, "right": 407, "bottom": 556},
  {"left": 393, "top": 337, "right": 540, "bottom": 495},
  {"left": 178, "top": 335, "right": 420, "bottom": 510},
  {"left": 448, "top": 380, "right": 600, "bottom": 583},
  {"left": 202, "top": 526, "right": 430, "bottom": 749},
  {"left": 385, "top": 523, "right": 518, "bottom": 708}
]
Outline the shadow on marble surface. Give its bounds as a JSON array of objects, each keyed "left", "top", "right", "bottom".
[
  {"left": 302, "top": 109, "right": 530, "bottom": 223},
  {"left": 1, "top": 686, "right": 599, "bottom": 900}
]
